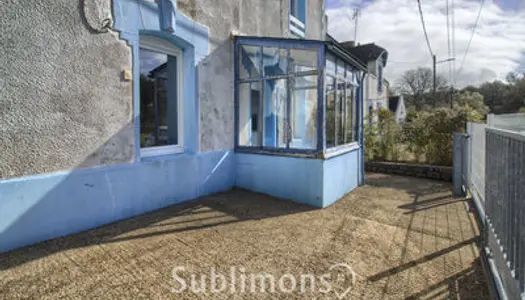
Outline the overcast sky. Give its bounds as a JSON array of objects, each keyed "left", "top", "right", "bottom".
[{"left": 326, "top": 0, "right": 525, "bottom": 88}]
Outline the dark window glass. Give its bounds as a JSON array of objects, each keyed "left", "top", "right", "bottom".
[{"left": 139, "top": 47, "right": 178, "bottom": 148}]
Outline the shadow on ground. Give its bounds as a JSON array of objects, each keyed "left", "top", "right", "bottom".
[{"left": 0, "top": 189, "right": 315, "bottom": 271}]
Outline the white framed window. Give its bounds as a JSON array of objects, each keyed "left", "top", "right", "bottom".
[{"left": 139, "top": 35, "right": 184, "bottom": 157}]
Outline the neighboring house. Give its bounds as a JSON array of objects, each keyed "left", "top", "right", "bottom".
[
  {"left": 0, "top": 0, "right": 369, "bottom": 253},
  {"left": 341, "top": 42, "right": 389, "bottom": 125},
  {"left": 388, "top": 95, "right": 407, "bottom": 124}
]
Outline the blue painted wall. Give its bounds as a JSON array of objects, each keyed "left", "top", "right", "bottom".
[
  {"left": 0, "top": 150, "right": 234, "bottom": 253},
  {"left": 235, "top": 153, "right": 324, "bottom": 206},
  {"left": 322, "top": 148, "right": 361, "bottom": 207},
  {"left": 236, "top": 148, "right": 363, "bottom": 208}
]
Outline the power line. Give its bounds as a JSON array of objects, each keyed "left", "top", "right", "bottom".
[
  {"left": 459, "top": 0, "right": 485, "bottom": 72},
  {"left": 417, "top": 0, "right": 433, "bottom": 57}
]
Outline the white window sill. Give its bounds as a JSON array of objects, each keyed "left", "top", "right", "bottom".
[
  {"left": 140, "top": 145, "right": 184, "bottom": 158},
  {"left": 325, "top": 142, "right": 361, "bottom": 159}
]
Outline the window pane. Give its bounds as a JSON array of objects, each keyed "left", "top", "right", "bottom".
[
  {"left": 325, "top": 76, "right": 336, "bottom": 147},
  {"left": 263, "top": 78, "right": 288, "bottom": 148},
  {"left": 239, "top": 45, "right": 261, "bottom": 79},
  {"left": 326, "top": 53, "right": 336, "bottom": 75},
  {"left": 291, "top": 76, "right": 318, "bottom": 149},
  {"left": 345, "top": 85, "right": 356, "bottom": 143},
  {"left": 139, "top": 47, "right": 178, "bottom": 148},
  {"left": 336, "top": 80, "right": 345, "bottom": 145},
  {"left": 290, "top": 48, "right": 317, "bottom": 73},
  {"left": 263, "top": 47, "right": 288, "bottom": 77},
  {"left": 238, "top": 82, "right": 262, "bottom": 146},
  {"left": 336, "top": 61, "right": 345, "bottom": 77}
]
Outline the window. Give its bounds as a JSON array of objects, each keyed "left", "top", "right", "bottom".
[
  {"left": 139, "top": 36, "right": 183, "bottom": 157},
  {"left": 289, "top": 0, "right": 306, "bottom": 38},
  {"left": 326, "top": 55, "right": 359, "bottom": 149},
  {"left": 237, "top": 44, "right": 319, "bottom": 150}
]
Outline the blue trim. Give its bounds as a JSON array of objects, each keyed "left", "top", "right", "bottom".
[
  {"left": 234, "top": 41, "right": 240, "bottom": 148},
  {"left": 359, "top": 71, "right": 366, "bottom": 185},
  {"left": 236, "top": 146, "right": 319, "bottom": 155},
  {"left": 236, "top": 36, "right": 323, "bottom": 49},
  {"left": 158, "top": 0, "right": 176, "bottom": 32},
  {"left": 318, "top": 44, "right": 325, "bottom": 153}
]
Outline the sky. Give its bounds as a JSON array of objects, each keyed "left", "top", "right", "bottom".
[{"left": 326, "top": 0, "right": 525, "bottom": 88}]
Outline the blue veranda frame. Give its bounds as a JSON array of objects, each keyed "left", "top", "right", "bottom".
[{"left": 234, "top": 36, "right": 366, "bottom": 157}]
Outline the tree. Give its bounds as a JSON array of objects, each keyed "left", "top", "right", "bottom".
[
  {"left": 396, "top": 67, "right": 448, "bottom": 110},
  {"left": 454, "top": 91, "right": 488, "bottom": 116}
]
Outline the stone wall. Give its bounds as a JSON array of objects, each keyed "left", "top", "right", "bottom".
[
  {"left": 0, "top": 0, "right": 133, "bottom": 179},
  {"left": 365, "top": 161, "right": 452, "bottom": 182}
]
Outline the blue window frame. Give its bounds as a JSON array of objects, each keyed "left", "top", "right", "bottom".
[{"left": 234, "top": 36, "right": 366, "bottom": 157}]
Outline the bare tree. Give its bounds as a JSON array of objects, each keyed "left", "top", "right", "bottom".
[{"left": 396, "top": 67, "right": 448, "bottom": 110}]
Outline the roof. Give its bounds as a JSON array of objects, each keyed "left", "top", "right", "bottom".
[
  {"left": 340, "top": 42, "right": 388, "bottom": 66},
  {"left": 389, "top": 96, "right": 400, "bottom": 112}
]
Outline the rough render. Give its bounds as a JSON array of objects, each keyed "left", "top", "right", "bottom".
[
  {"left": 176, "top": 0, "right": 325, "bottom": 152},
  {"left": 0, "top": 0, "right": 133, "bottom": 179}
]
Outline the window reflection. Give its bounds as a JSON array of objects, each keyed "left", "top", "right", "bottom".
[
  {"left": 291, "top": 76, "right": 317, "bottom": 149},
  {"left": 326, "top": 76, "right": 336, "bottom": 147},
  {"left": 139, "top": 47, "right": 178, "bottom": 148},
  {"left": 263, "top": 78, "right": 288, "bottom": 148},
  {"left": 290, "top": 48, "right": 317, "bottom": 73},
  {"left": 239, "top": 45, "right": 261, "bottom": 79},
  {"left": 336, "top": 80, "right": 345, "bottom": 145}
]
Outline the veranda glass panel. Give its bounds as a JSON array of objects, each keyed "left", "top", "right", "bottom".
[
  {"left": 291, "top": 75, "right": 318, "bottom": 149},
  {"left": 326, "top": 76, "right": 336, "bottom": 147},
  {"left": 238, "top": 82, "right": 262, "bottom": 146},
  {"left": 336, "top": 80, "right": 345, "bottom": 145},
  {"left": 345, "top": 84, "right": 355, "bottom": 143},
  {"left": 326, "top": 54, "right": 336, "bottom": 75},
  {"left": 290, "top": 48, "right": 317, "bottom": 73},
  {"left": 239, "top": 45, "right": 261, "bottom": 79},
  {"left": 263, "top": 47, "right": 288, "bottom": 77},
  {"left": 263, "top": 78, "right": 288, "bottom": 148}
]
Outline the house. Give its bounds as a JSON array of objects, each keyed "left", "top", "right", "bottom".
[
  {"left": 340, "top": 42, "right": 389, "bottom": 124},
  {"left": 0, "top": 0, "right": 368, "bottom": 253},
  {"left": 388, "top": 95, "right": 407, "bottom": 124}
]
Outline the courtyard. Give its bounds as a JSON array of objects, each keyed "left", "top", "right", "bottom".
[{"left": 0, "top": 173, "right": 489, "bottom": 299}]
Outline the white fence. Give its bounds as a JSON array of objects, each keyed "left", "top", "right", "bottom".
[{"left": 468, "top": 122, "right": 486, "bottom": 216}]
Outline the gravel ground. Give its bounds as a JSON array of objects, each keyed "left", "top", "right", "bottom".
[{"left": 0, "top": 173, "right": 489, "bottom": 299}]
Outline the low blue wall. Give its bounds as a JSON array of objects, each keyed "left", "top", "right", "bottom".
[
  {"left": 322, "top": 148, "right": 361, "bottom": 207},
  {"left": 0, "top": 150, "right": 234, "bottom": 253},
  {"left": 235, "top": 148, "right": 363, "bottom": 208},
  {"left": 235, "top": 153, "right": 324, "bottom": 207}
]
